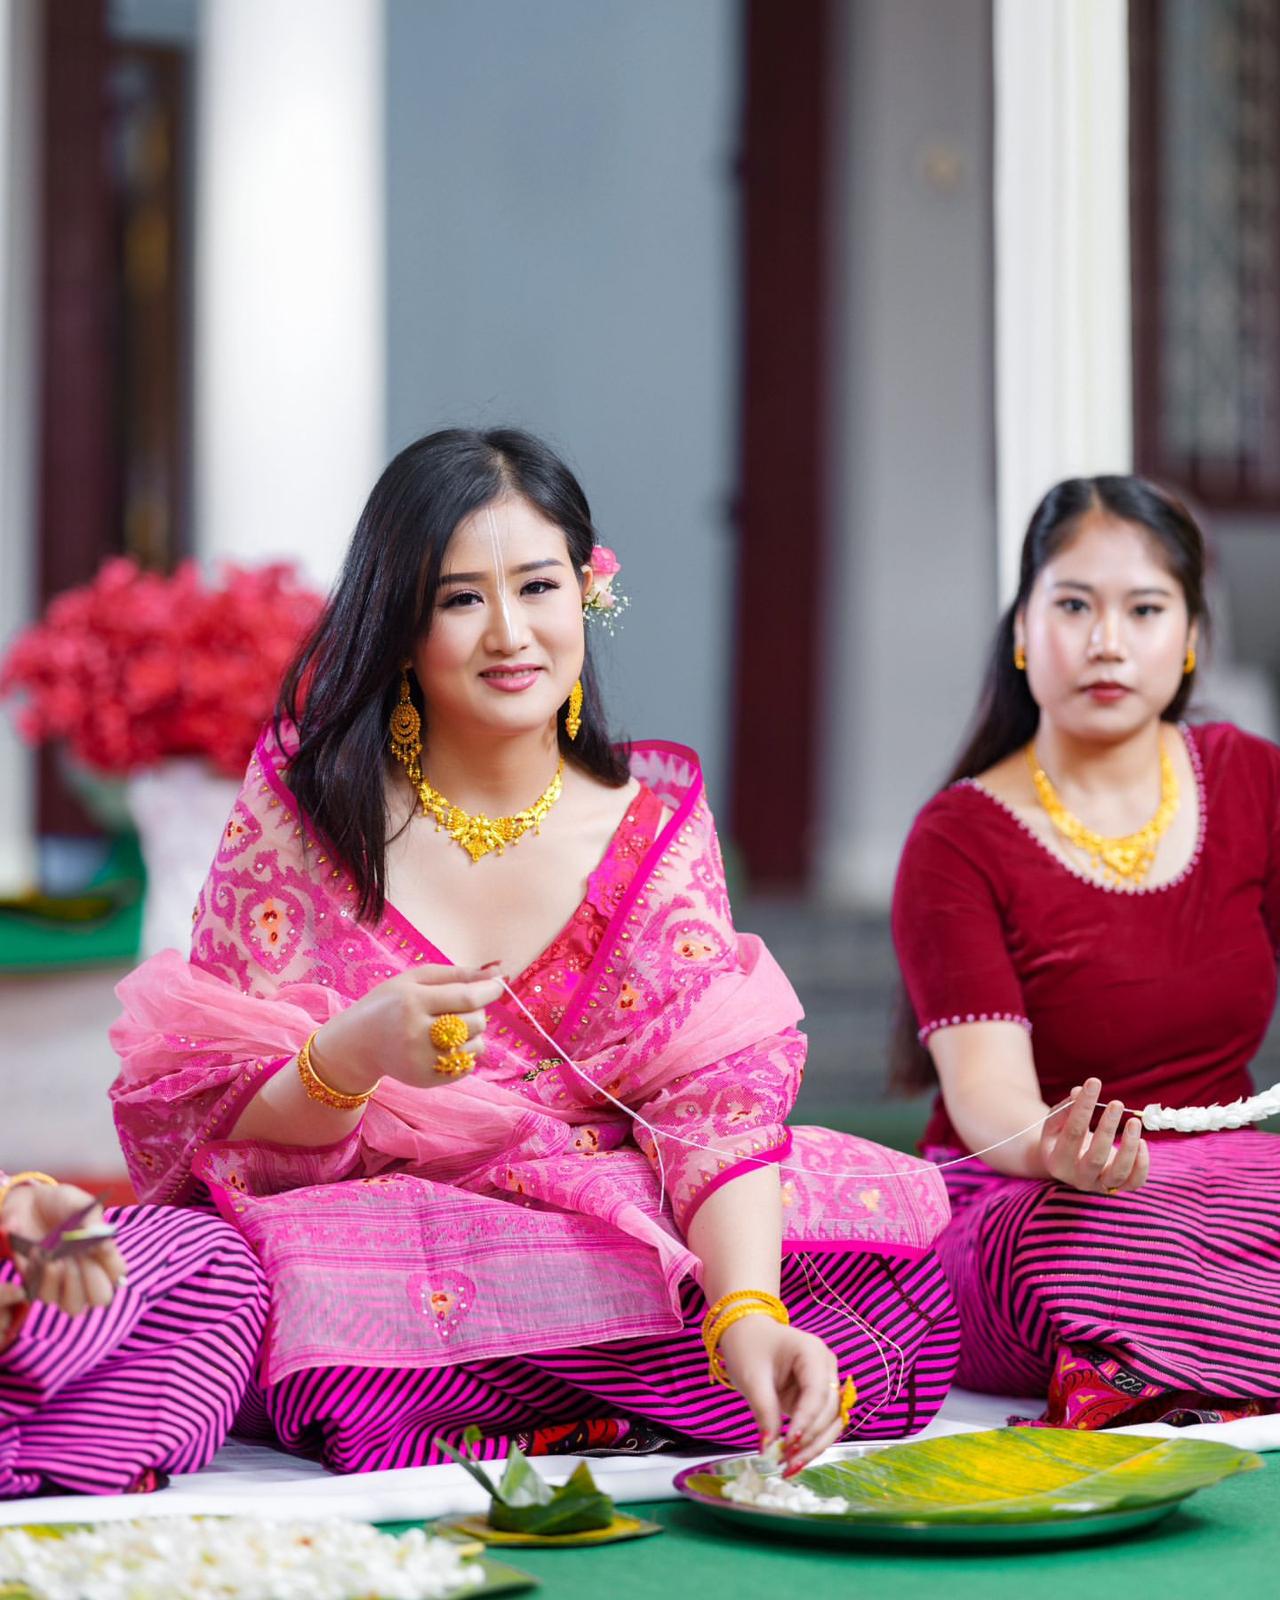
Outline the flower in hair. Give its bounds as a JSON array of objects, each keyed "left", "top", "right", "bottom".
[{"left": 583, "top": 546, "right": 628, "bottom": 631}]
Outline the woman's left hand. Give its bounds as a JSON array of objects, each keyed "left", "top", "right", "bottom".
[{"left": 716, "top": 1315, "right": 845, "bottom": 1473}]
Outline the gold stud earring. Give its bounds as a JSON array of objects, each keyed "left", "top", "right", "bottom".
[
  {"left": 565, "top": 678, "right": 584, "bottom": 741},
  {"left": 389, "top": 663, "right": 423, "bottom": 781},
  {"left": 1014, "top": 644, "right": 1027, "bottom": 671},
  {"left": 1184, "top": 645, "right": 1197, "bottom": 675}
]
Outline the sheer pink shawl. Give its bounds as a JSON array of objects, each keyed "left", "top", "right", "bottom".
[{"left": 110, "top": 730, "right": 948, "bottom": 1382}]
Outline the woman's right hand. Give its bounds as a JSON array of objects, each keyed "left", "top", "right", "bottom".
[
  {"left": 1039, "top": 1076, "right": 1150, "bottom": 1194},
  {"left": 1, "top": 1181, "right": 127, "bottom": 1320},
  {"left": 308, "top": 964, "right": 506, "bottom": 1096}
]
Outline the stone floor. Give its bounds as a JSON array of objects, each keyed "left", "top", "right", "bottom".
[{"left": 3, "top": 899, "right": 1278, "bottom": 1178}]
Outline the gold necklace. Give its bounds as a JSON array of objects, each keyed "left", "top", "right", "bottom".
[
  {"left": 1025, "top": 737, "right": 1178, "bottom": 886},
  {"left": 413, "top": 758, "right": 565, "bottom": 863}
]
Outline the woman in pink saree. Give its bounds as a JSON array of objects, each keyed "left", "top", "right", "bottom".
[{"left": 111, "top": 428, "right": 957, "bottom": 1473}]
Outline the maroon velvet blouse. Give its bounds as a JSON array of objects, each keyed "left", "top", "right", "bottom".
[{"left": 892, "top": 723, "right": 1280, "bottom": 1150}]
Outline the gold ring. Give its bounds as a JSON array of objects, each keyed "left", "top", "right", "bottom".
[
  {"left": 434, "top": 1048, "right": 476, "bottom": 1078},
  {"left": 837, "top": 1376, "right": 857, "bottom": 1428},
  {"left": 429, "top": 1014, "right": 469, "bottom": 1051}
]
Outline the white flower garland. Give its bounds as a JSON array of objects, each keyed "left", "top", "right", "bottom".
[
  {"left": 1138, "top": 1082, "right": 1280, "bottom": 1133},
  {"left": 0, "top": 1519, "right": 486, "bottom": 1600}
]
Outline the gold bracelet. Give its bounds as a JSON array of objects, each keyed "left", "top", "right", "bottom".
[
  {"left": 702, "top": 1295, "right": 790, "bottom": 1388},
  {"left": 701, "top": 1288, "right": 786, "bottom": 1338},
  {"left": 703, "top": 1298, "right": 790, "bottom": 1351},
  {"left": 0, "top": 1171, "right": 58, "bottom": 1212},
  {"left": 297, "top": 1032, "right": 378, "bottom": 1112}
]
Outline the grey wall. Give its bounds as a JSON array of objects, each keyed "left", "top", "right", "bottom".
[
  {"left": 385, "top": 0, "right": 739, "bottom": 804},
  {"left": 108, "top": 0, "right": 199, "bottom": 44},
  {"left": 1210, "top": 516, "right": 1280, "bottom": 673},
  {"left": 819, "top": 0, "right": 997, "bottom": 905}
]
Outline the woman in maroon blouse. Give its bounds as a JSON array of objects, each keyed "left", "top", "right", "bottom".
[{"left": 892, "top": 474, "right": 1280, "bottom": 1429}]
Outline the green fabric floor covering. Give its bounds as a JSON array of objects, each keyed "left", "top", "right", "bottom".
[{"left": 387, "top": 1460, "right": 1274, "bottom": 1599}]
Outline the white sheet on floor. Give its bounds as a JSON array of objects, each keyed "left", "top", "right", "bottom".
[{"left": 3, "top": 1387, "right": 1277, "bottom": 1527}]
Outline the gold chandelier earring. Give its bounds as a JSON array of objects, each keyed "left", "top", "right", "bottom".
[
  {"left": 564, "top": 678, "right": 584, "bottom": 741},
  {"left": 1184, "top": 644, "right": 1197, "bottom": 675},
  {"left": 389, "top": 663, "right": 423, "bottom": 782}
]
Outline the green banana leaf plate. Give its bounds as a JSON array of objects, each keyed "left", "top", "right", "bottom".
[{"left": 675, "top": 1428, "right": 1264, "bottom": 1547}]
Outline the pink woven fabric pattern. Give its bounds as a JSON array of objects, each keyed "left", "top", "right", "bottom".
[{"left": 111, "top": 729, "right": 949, "bottom": 1384}]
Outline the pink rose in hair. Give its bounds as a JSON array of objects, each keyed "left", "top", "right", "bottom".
[
  {"left": 584, "top": 546, "right": 624, "bottom": 615},
  {"left": 589, "top": 546, "right": 620, "bottom": 577}
]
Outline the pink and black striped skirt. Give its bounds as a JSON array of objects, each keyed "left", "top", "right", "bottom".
[
  {"left": 244, "top": 1247, "right": 960, "bottom": 1471},
  {"left": 0, "top": 1203, "right": 269, "bottom": 1498},
  {"left": 934, "top": 1129, "right": 1280, "bottom": 1428}
]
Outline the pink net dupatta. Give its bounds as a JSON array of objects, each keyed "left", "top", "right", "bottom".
[{"left": 110, "top": 730, "right": 949, "bottom": 1383}]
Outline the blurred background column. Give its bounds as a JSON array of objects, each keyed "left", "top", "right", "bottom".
[
  {"left": 194, "top": 0, "right": 383, "bottom": 587},
  {"left": 818, "top": 0, "right": 996, "bottom": 905},
  {"left": 0, "top": 0, "right": 38, "bottom": 895},
  {"left": 994, "top": 0, "right": 1132, "bottom": 598}
]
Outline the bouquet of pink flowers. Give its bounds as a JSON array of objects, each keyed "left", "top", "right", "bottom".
[{"left": 0, "top": 558, "right": 324, "bottom": 777}]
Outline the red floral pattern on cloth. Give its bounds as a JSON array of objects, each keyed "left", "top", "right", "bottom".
[
  {"left": 509, "top": 786, "right": 666, "bottom": 1036},
  {"left": 1019, "top": 1343, "right": 1277, "bottom": 1431}
]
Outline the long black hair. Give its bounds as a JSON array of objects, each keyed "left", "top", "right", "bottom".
[
  {"left": 889, "top": 474, "right": 1209, "bottom": 1093},
  {"left": 276, "top": 427, "right": 629, "bottom": 921}
]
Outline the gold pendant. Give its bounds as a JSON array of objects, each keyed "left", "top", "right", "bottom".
[
  {"left": 1026, "top": 738, "right": 1178, "bottom": 887},
  {"left": 416, "top": 758, "right": 565, "bottom": 863}
]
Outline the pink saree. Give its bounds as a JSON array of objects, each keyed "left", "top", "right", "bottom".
[{"left": 111, "top": 730, "right": 951, "bottom": 1409}]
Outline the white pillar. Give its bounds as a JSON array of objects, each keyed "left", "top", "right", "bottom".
[
  {"left": 994, "top": 0, "right": 1132, "bottom": 598},
  {"left": 194, "top": 0, "right": 384, "bottom": 587},
  {"left": 0, "top": 0, "right": 38, "bottom": 895}
]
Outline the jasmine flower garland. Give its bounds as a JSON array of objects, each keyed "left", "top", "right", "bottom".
[{"left": 0, "top": 1519, "right": 486, "bottom": 1600}]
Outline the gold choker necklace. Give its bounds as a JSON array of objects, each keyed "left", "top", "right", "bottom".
[
  {"left": 1025, "top": 737, "right": 1178, "bottom": 886},
  {"left": 412, "top": 759, "right": 565, "bottom": 863}
]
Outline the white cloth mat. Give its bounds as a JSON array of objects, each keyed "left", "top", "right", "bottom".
[{"left": 3, "top": 1388, "right": 1278, "bottom": 1527}]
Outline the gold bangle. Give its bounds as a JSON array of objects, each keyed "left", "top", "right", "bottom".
[
  {"left": 706, "top": 1308, "right": 787, "bottom": 1387},
  {"left": 297, "top": 1032, "right": 378, "bottom": 1112},
  {"left": 0, "top": 1171, "right": 58, "bottom": 1212},
  {"left": 700, "top": 1292, "right": 790, "bottom": 1382},
  {"left": 702, "top": 1288, "right": 786, "bottom": 1337},
  {"left": 704, "top": 1299, "right": 790, "bottom": 1350}
]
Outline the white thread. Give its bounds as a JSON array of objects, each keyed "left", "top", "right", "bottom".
[
  {"left": 497, "top": 978, "right": 1074, "bottom": 1184},
  {"left": 798, "top": 1253, "right": 905, "bottom": 1432},
  {"left": 500, "top": 979, "right": 1280, "bottom": 1163}
]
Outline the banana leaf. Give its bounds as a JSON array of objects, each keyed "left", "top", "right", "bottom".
[
  {"left": 487, "top": 1463, "right": 613, "bottom": 1535},
  {"left": 439, "top": 1509, "right": 663, "bottom": 1549},
  {"left": 688, "top": 1429, "right": 1262, "bottom": 1525},
  {"left": 494, "top": 1446, "right": 554, "bottom": 1509},
  {"left": 437, "top": 1433, "right": 615, "bottom": 1535}
]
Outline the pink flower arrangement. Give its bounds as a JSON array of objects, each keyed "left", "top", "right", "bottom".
[
  {"left": 583, "top": 545, "right": 626, "bottom": 624},
  {"left": 0, "top": 558, "right": 324, "bottom": 777}
]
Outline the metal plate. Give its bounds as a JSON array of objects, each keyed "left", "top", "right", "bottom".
[{"left": 672, "top": 1455, "right": 1190, "bottom": 1548}]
